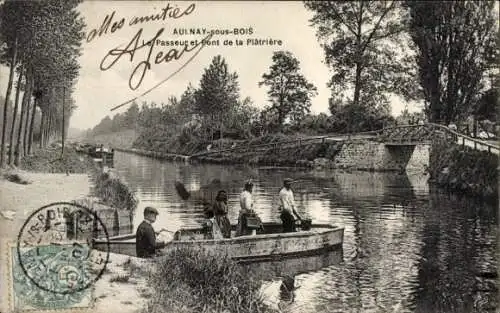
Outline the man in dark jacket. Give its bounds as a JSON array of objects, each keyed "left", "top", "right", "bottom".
[{"left": 136, "top": 207, "right": 166, "bottom": 258}]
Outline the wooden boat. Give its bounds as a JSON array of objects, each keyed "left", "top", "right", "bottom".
[{"left": 92, "top": 222, "right": 344, "bottom": 261}]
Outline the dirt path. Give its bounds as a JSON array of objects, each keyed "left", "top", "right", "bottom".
[{"left": 0, "top": 171, "right": 91, "bottom": 313}]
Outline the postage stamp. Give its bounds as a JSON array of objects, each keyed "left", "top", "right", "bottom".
[{"left": 9, "top": 202, "right": 110, "bottom": 312}]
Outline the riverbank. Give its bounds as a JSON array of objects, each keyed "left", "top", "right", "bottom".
[
  {"left": 429, "top": 141, "right": 498, "bottom": 200},
  {"left": 129, "top": 138, "right": 343, "bottom": 169},
  {"left": 0, "top": 146, "right": 144, "bottom": 313}
]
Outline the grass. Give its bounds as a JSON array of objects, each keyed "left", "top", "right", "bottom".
[
  {"left": 19, "top": 145, "right": 95, "bottom": 173},
  {"left": 429, "top": 141, "right": 498, "bottom": 199},
  {"left": 144, "top": 248, "right": 278, "bottom": 313}
]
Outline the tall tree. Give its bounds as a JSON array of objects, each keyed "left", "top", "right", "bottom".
[
  {"left": 8, "top": 63, "right": 24, "bottom": 164},
  {"left": 14, "top": 74, "right": 32, "bottom": 165},
  {"left": 195, "top": 55, "right": 240, "bottom": 143},
  {"left": 304, "top": 1, "right": 417, "bottom": 130},
  {"left": 405, "top": 1, "right": 498, "bottom": 124},
  {"left": 259, "top": 51, "right": 317, "bottom": 129},
  {"left": 0, "top": 35, "right": 18, "bottom": 167}
]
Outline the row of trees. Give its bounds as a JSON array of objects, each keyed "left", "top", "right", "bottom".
[
  {"left": 304, "top": 1, "right": 498, "bottom": 126},
  {"left": 0, "top": 0, "right": 85, "bottom": 168},
  {"left": 88, "top": 52, "right": 327, "bottom": 144}
]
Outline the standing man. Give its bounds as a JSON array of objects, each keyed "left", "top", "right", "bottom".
[
  {"left": 236, "top": 180, "right": 254, "bottom": 236},
  {"left": 279, "top": 178, "right": 302, "bottom": 232},
  {"left": 136, "top": 207, "right": 166, "bottom": 258}
]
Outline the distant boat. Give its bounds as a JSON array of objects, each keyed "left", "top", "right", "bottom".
[
  {"left": 88, "top": 145, "right": 114, "bottom": 162},
  {"left": 93, "top": 222, "right": 344, "bottom": 261}
]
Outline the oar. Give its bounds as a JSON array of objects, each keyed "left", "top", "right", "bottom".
[{"left": 174, "top": 181, "right": 191, "bottom": 200}]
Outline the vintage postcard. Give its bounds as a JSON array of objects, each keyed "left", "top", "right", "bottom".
[{"left": 0, "top": 1, "right": 498, "bottom": 313}]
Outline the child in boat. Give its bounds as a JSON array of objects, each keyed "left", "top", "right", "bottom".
[
  {"left": 212, "top": 190, "right": 232, "bottom": 238},
  {"left": 136, "top": 207, "right": 166, "bottom": 258}
]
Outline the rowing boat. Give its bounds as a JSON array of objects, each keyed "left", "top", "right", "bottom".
[{"left": 92, "top": 222, "right": 344, "bottom": 261}]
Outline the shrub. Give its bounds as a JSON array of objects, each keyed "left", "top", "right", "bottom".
[
  {"left": 145, "top": 248, "right": 277, "bottom": 313},
  {"left": 93, "top": 172, "right": 138, "bottom": 210}
]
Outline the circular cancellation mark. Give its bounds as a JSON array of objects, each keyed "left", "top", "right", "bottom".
[{"left": 16, "top": 202, "right": 111, "bottom": 295}]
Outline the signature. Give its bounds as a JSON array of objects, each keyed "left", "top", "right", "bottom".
[
  {"left": 100, "top": 28, "right": 213, "bottom": 91},
  {"left": 86, "top": 3, "right": 196, "bottom": 43}
]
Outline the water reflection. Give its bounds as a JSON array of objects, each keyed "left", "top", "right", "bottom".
[{"left": 111, "top": 151, "right": 498, "bottom": 313}]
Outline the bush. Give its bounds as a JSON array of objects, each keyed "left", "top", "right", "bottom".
[
  {"left": 145, "top": 248, "right": 277, "bottom": 313},
  {"left": 429, "top": 141, "right": 498, "bottom": 199},
  {"left": 93, "top": 172, "right": 138, "bottom": 210}
]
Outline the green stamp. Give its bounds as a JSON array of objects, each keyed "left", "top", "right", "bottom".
[
  {"left": 11, "top": 246, "right": 92, "bottom": 310},
  {"left": 12, "top": 202, "right": 110, "bottom": 311}
]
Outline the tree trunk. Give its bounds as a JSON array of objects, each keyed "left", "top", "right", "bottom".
[
  {"left": 8, "top": 64, "right": 24, "bottom": 165},
  {"left": 23, "top": 96, "right": 31, "bottom": 156},
  {"left": 47, "top": 112, "right": 52, "bottom": 146},
  {"left": 15, "top": 73, "right": 32, "bottom": 165},
  {"left": 353, "top": 64, "right": 362, "bottom": 107},
  {"left": 28, "top": 95, "right": 37, "bottom": 155},
  {"left": 61, "top": 87, "right": 65, "bottom": 156},
  {"left": 1, "top": 36, "right": 18, "bottom": 168},
  {"left": 39, "top": 111, "right": 45, "bottom": 149},
  {"left": 219, "top": 114, "right": 223, "bottom": 150}
]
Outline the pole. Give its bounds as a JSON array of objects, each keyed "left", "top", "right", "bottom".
[{"left": 61, "top": 86, "right": 65, "bottom": 156}]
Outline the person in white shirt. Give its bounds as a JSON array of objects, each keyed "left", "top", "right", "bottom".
[
  {"left": 236, "top": 180, "right": 254, "bottom": 236},
  {"left": 279, "top": 178, "right": 302, "bottom": 232}
]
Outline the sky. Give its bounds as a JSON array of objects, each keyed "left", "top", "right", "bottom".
[{"left": 0, "top": 1, "right": 423, "bottom": 130}]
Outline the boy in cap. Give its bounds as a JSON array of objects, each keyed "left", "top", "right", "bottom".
[
  {"left": 136, "top": 206, "right": 166, "bottom": 258},
  {"left": 279, "top": 178, "right": 302, "bottom": 232}
]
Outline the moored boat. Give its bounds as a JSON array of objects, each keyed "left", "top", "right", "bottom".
[{"left": 92, "top": 222, "right": 344, "bottom": 261}]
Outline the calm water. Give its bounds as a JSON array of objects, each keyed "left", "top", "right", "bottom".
[{"left": 112, "top": 151, "right": 498, "bottom": 313}]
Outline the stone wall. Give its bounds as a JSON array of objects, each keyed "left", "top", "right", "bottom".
[
  {"left": 405, "top": 144, "right": 430, "bottom": 174},
  {"left": 331, "top": 141, "right": 429, "bottom": 173}
]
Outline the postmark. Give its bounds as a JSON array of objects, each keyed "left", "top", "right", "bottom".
[{"left": 12, "top": 202, "right": 110, "bottom": 311}]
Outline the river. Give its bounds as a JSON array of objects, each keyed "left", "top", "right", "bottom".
[{"left": 111, "top": 151, "right": 498, "bottom": 313}]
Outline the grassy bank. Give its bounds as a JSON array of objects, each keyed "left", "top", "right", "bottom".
[
  {"left": 145, "top": 248, "right": 277, "bottom": 313},
  {"left": 429, "top": 141, "right": 498, "bottom": 199},
  {"left": 18, "top": 145, "right": 95, "bottom": 173},
  {"left": 134, "top": 132, "right": 344, "bottom": 167},
  {"left": 196, "top": 142, "right": 343, "bottom": 167}
]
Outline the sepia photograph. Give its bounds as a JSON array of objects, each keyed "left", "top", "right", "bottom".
[{"left": 0, "top": 1, "right": 498, "bottom": 313}]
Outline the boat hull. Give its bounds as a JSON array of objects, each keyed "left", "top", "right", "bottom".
[{"left": 93, "top": 223, "right": 344, "bottom": 261}]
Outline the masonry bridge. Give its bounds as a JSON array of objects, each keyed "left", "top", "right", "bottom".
[{"left": 191, "top": 123, "right": 499, "bottom": 173}]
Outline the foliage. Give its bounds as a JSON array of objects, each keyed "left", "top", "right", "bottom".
[
  {"left": 195, "top": 55, "right": 240, "bottom": 141},
  {"left": 304, "top": 0, "right": 418, "bottom": 127},
  {"left": 145, "top": 248, "right": 277, "bottom": 313},
  {"left": 395, "top": 105, "right": 426, "bottom": 125},
  {"left": 328, "top": 98, "right": 396, "bottom": 133},
  {"left": 404, "top": 1, "right": 498, "bottom": 124},
  {"left": 88, "top": 102, "right": 140, "bottom": 136},
  {"left": 429, "top": 140, "right": 498, "bottom": 199},
  {"left": 93, "top": 172, "right": 138, "bottom": 211},
  {"left": 259, "top": 51, "right": 317, "bottom": 129},
  {"left": 474, "top": 77, "right": 499, "bottom": 122},
  {"left": 0, "top": 0, "right": 85, "bottom": 167}
]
